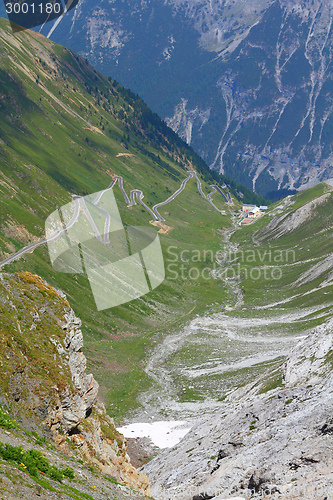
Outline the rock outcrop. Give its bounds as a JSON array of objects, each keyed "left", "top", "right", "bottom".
[
  {"left": 46, "top": 307, "right": 99, "bottom": 433},
  {"left": 0, "top": 272, "right": 150, "bottom": 496}
]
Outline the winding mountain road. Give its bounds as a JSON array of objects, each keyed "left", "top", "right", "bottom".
[
  {"left": 0, "top": 171, "right": 231, "bottom": 269},
  {"left": 210, "top": 185, "right": 229, "bottom": 203}
]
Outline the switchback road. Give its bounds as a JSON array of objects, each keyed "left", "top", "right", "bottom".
[{"left": 0, "top": 172, "right": 231, "bottom": 269}]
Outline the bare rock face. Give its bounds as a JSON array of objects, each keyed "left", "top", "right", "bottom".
[
  {"left": 47, "top": 309, "right": 99, "bottom": 433},
  {"left": 283, "top": 319, "right": 333, "bottom": 387},
  {"left": 142, "top": 318, "right": 333, "bottom": 500},
  {"left": 0, "top": 272, "right": 150, "bottom": 497},
  {"left": 74, "top": 401, "right": 151, "bottom": 494}
]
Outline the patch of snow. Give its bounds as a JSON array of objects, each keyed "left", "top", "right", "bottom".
[{"left": 117, "top": 421, "right": 192, "bottom": 448}]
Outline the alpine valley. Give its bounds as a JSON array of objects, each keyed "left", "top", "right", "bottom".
[{"left": 0, "top": 13, "right": 332, "bottom": 500}]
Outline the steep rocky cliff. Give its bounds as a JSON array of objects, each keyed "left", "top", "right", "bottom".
[
  {"left": 35, "top": 0, "right": 333, "bottom": 198},
  {"left": 0, "top": 271, "right": 150, "bottom": 496},
  {"left": 143, "top": 318, "right": 333, "bottom": 499}
]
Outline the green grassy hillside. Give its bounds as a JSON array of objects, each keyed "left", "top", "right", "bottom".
[
  {"left": 232, "top": 182, "right": 333, "bottom": 313},
  {"left": 0, "top": 18, "right": 242, "bottom": 421}
]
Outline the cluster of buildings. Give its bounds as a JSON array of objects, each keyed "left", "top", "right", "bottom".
[{"left": 240, "top": 204, "right": 268, "bottom": 225}]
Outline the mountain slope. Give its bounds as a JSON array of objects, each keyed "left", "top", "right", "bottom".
[
  {"left": 0, "top": 17, "right": 247, "bottom": 422},
  {"left": 0, "top": 272, "right": 151, "bottom": 499},
  {"left": 33, "top": 0, "right": 333, "bottom": 198}
]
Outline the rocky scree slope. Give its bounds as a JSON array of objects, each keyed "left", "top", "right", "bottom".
[
  {"left": 143, "top": 317, "right": 333, "bottom": 500},
  {"left": 0, "top": 271, "right": 150, "bottom": 497},
  {"left": 38, "top": 0, "right": 333, "bottom": 198}
]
